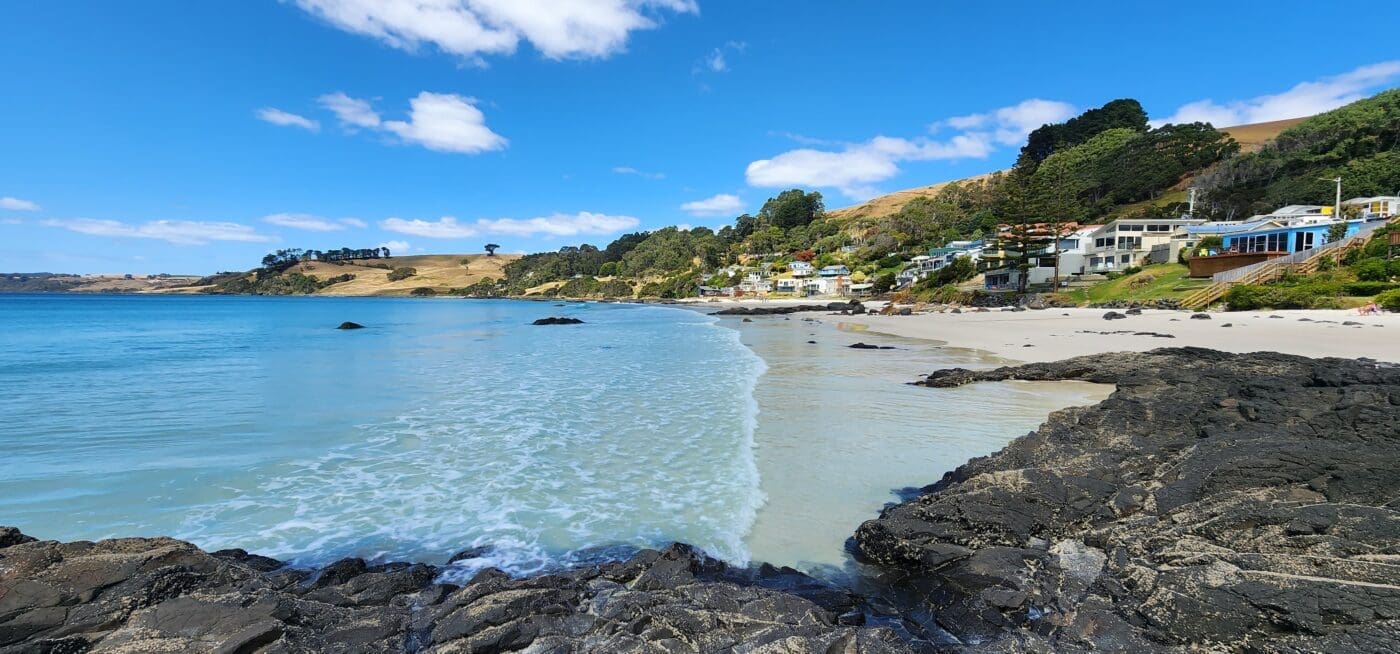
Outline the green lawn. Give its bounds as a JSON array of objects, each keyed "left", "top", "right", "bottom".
[{"left": 1059, "top": 263, "right": 1209, "bottom": 304}]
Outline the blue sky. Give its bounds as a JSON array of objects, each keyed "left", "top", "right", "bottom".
[{"left": 3, "top": 1, "right": 1398, "bottom": 274}]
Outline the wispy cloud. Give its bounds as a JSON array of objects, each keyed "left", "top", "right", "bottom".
[
  {"left": 42, "top": 219, "right": 273, "bottom": 245},
  {"left": 695, "top": 40, "right": 746, "bottom": 74},
  {"left": 256, "top": 107, "right": 321, "bottom": 131},
  {"left": 681, "top": 193, "right": 744, "bottom": 217},
  {"left": 937, "top": 98, "right": 1077, "bottom": 146},
  {"left": 0, "top": 196, "right": 41, "bottom": 211},
  {"left": 318, "top": 92, "right": 381, "bottom": 129},
  {"left": 378, "top": 239, "right": 410, "bottom": 253},
  {"left": 613, "top": 166, "right": 665, "bottom": 180},
  {"left": 747, "top": 98, "right": 1076, "bottom": 200},
  {"left": 381, "top": 211, "right": 639, "bottom": 238},
  {"left": 318, "top": 91, "right": 507, "bottom": 154},
  {"left": 1154, "top": 60, "right": 1400, "bottom": 127},
  {"left": 262, "top": 213, "right": 366, "bottom": 231},
  {"left": 290, "top": 0, "right": 697, "bottom": 62}
]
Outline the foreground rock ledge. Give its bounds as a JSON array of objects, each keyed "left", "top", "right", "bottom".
[
  {"left": 0, "top": 534, "right": 908, "bottom": 653},
  {"left": 856, "top": 347, "right": 1400, "bottom": 652}
]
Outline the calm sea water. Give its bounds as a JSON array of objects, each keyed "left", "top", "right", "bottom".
[{"left": 0, "top": 294, "right": 1107, "bottom": 579}]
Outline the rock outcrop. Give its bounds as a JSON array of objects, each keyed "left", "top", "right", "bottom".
[
  {"left": 337, "top": 321, "right": 365, "bottom": 330},
  {"left": 0, "top": 535, "right": 909, "bottom": 653},
  {"left": 531, "top": 317, "right": 584, "bottom": 325},
  {"left": 856, "top": 347, "right": 1400, "bottom": 652}
]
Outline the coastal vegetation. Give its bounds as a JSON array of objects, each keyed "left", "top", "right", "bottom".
[{"left": 203, "top": 90, "right": 1399, "bottom": 303}]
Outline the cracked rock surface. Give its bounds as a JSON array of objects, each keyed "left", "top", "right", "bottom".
[
  {"left": 856, "top": 347, "right": 1400, "bottom": 652},
  {"left": 0, "top": 537, "right": 909, "bottom": 653}
]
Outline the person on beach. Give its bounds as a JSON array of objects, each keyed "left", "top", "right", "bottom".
[{"left": 1359, "top": 301, "right": 1381, "bottom": 316}]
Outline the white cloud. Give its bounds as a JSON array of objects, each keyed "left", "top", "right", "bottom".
[
  {"left": 316, "top": 91, "right": 507, "bottom": 155},
  {"left": 613, "top": 166, "right": 665, "bottom": 180},
  {"left": 378, "top": 239, "right": 410, "bottom": 253},
  {"left": 941, "top": 98, "right": 1078, "bottom": 145},
  {"left": 380, "top": 211, "right": 639, "bottom": 238},
  {"left": 680, "top": 193, "right": 744, "bottom": 217},
  {"left": 262, "top": 213, "right": 366, "bottom": 231},
  {"left": 291, "top": 0, "right": 697, "bottom": 61},
  {"left": 749, "top": 98, "right": 1076, "bottom": 200},
  {"left": 318, "top": 92, "right": 381, "bottom": 129},
  {"left": 1, "top": 218, "right": 22, "bottom": 225},
  {"left": 1, "top": 196, "right": 41, "bottom": 211},
  {"left": 1154, "top": 60, "right": 1400, "bottom": 127},
  {"left": 256, "top": 107, "right": 321, "bottom": 131},
  {"left": 380, "top": 216, "right": 480, "bottom": 238},
  {"left": 42, "top": 219, "right": 273, "bottom": 245},
  {"left": 386, "top": 92, "right": 507, "bottom": 154}
]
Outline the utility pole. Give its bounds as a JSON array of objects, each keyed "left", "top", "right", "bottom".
[{"left": 1331, "top": 176, "right": 1342, "bottom": 221}]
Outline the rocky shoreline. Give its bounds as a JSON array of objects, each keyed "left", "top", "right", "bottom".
[{"left": 4, "top": 348, "right": 1398, "bottom": 652}]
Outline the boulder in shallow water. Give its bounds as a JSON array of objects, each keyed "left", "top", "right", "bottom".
[
  {"left": 531, "top": 317, "right": 584, "bottom": 325},
  {"left": 336, "top": 321, "right": 364, "bottom": 330},
  {"left": 849, "top": 342, "right": 895, "bottom": 350}
]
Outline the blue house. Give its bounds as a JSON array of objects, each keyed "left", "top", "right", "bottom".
[{"left": 1187, "top": 219, "right": 1362, "bottom": 255}]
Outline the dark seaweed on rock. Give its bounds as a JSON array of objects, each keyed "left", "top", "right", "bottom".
[{"left": 858, "top": 347, "right": 1400, "bottom": 652}]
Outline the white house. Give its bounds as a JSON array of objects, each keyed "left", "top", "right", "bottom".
[
  {"left": 1081, "top": 217, "right": 1206, "bottom": 273},
  {"left": 1343, "top": 196, "right": 1400, "bottom": 220},
  {"left": 818, "top": 265, "right": 851, "bottom": 277},
  {"left": 774, "top": 278, "right": 800, "bottom": 293},
  {"left": 789, "top": 261, "right": 815, "bottom": 277}
]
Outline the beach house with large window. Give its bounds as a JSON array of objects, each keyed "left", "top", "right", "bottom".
[{"left": 1081, "top": 217, "right": 1206, "bottom": 273}]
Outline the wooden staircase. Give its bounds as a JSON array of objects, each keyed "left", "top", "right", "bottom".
[{"left": 1180, "top": 217, "right": 1398, "bottom": 310}]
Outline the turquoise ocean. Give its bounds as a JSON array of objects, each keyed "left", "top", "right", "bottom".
[{"left": 0, "top": 295, "right": 1105, "bottom": 580}]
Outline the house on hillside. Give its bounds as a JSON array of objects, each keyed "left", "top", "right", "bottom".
[
  {"left": 818, "top": 265, "right": 850, "bottom": 277},
  {"left": 1184, "top": 217, "right": 1364, "bottom": 277},
  {"left": 1343, "top": 196, "right": 1400, "bottom": 220},
  {"left": 789, "top": 261, "right": 814, "bottom": 277},
  {"left": 774, "top": 278, "right": 800, "bottom": 293},
  {"left": 1081, "top": 218, "right": 1206, "bottom": 273}
]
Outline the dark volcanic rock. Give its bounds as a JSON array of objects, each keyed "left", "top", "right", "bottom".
[
  {"left": 714, "top": 301, "right": 863, "bottom": 316},
  {"left": 849, "top": 342, "right": 895, "bottom": 350},
  {"left": 531, "top": 316, "right": 584, "bottom": 325},
  {"left": 859, "top": 348, "right": 1400, "bottom": 651},
  {"left": 0, "top": 534, "right": 909, "bottom": 653},
  {"left": 1102, "top": 311, "right": 1126, "bottom": 320},
  {"left": 1190, "top": 312, "right": 1212, "bottom": 320},
  {"left": 336, "top": 321, "right": 365, "bottom": 330}
]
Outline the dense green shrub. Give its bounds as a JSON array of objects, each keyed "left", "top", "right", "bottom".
[
  {"left": 1122, "top": 265, "right": 1143, "bottom": 276},
  {"left": 409, "top": 287, "right": 437, "bottom": 296},
  {"left": 1224, "top": 284, "right": 1267, "bottom": 310},
  {"left": 387, "top": 267, "right": 417, "bottom": 281},
  {"left": 597, "top": 279, "right": 634, "bottom": 298},
  {"left": 1342, "top": 281, "right": 1400, "bottom": 296},
  {"left": 1377, "top": 289, "right": 1400, "bottom": 311},
  {"left": 556, "top": 276, "right": 602, "bottom": 297},
  {"left": 1353, "top": 259, "right": 1392, "bottom": 281}
]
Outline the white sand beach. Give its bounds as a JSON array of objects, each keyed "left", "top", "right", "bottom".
[{"left": 835, "top": 307, "right": 1399, "bottom": 364}]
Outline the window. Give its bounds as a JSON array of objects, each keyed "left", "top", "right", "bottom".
[
  {"left": 1117, "top": 236, "right": 1142, "bottom": 250},
  {"left": 1120, "top": 254, "right": 1131, "bottom": 263},
  {"left": 1095, "top": 237, "right": 1114, "bottom": 248},
  {"left": 1038, "top": 257, "right": 1056, "bottom": 268},
  {"left": 1121, "top": 224, "right": 1144, "bottom": 232}
]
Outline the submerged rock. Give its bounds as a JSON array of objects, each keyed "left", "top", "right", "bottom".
[
  {"left": 849, "top": 342, "right": 895, "bottom": 350},
  {"left": 531, "top": 316, "right": 584, "bottom": 325},
  {"left": 0, "top": 535, "right": 908, "bottom": 653},
  {"left": 336, "top": 321, "right": 364, "bottom": 330},
  {"left": 859, "top": 348, "right": 1400, "bottom": 651}
]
